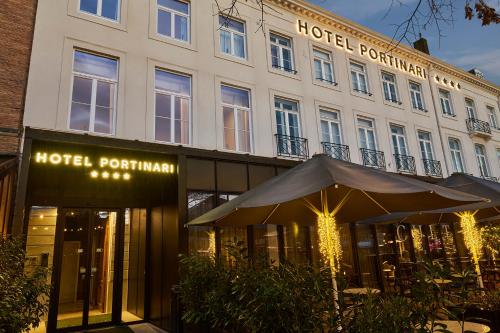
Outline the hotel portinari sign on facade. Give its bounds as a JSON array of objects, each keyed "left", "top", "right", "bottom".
[
  {"left": 297, "top": 20, "right": 428, "bottom": 80},
  {"left": 33, "top": 151, "right": 176, "bottom": 180}
]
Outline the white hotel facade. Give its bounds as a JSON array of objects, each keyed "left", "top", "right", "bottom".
[{"left": 15, "top": 0, "right": 500, "bottom": 331}]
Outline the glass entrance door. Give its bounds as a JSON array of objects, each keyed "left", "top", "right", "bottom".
[{"left": 54, "top": 209, "right": 119, "bottom": 330}]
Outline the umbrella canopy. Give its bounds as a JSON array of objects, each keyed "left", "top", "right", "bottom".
[
  {"left": 187, "top": 155, "right": 487, "bottom": 227},
  {"left": 357, "top": 173, "right": 500, "bottom": 225}
]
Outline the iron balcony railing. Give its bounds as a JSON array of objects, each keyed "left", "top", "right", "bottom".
[
  {"left": 360, "top": 148, "right": 385, "bottom": 169},
  {"left": 422, "top": 159, "right": 443, "bottom": 178},
  {"left": 353, "top": 88, "right": 373, "bottom": 96},
  {"left": 275, "top": 134, "right": 309, "bottom": 159},
  {"left": 482, "top": 175, "right": 498, "bottom": 182},
  {"left": 321, "top": 142, "right": 350, "bottom": 162},
  {"left": 394, "top": 154, "right": 416, "bottom": 174},
  {"left": 466, "top": 118, "right": 492, "bottom": 136},
  {"left": 272, "top": 64, "right": 298, "bottom": 74}
]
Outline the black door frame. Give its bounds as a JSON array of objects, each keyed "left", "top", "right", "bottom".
[{"left": 46, "top": 207, "right": 127, "bottom": 332}]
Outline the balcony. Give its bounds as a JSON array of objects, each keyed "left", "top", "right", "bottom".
[
  {"left": 394, "top": 154, "right": 416, "bottom": 174},
  {"left": 466, "top": 118, "right": 492, "bottom": 138},
  {"left": 321, "top": 142, "right": 350, "bottom": 162},
  {"left": 272, "top": 64, "right": 298, "bottom": 74},
  {"left": 360, "top": 148, "right": 385, "bottom": 169},
  {"left": 422, "top": 159, "right": 443, "bottom": 178},
  {"left": 275, "top": 134, "right": 309, "bottom": 160}
]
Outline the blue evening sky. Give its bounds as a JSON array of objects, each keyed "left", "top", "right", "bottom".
[{"left": 309, "top": 0, "right": 500, "bottom": 85}]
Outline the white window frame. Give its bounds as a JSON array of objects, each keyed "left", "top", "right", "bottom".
[
  {"left": 487, "top": 105, "right": 498, "bottom": 130},
  {"left": 319, "top": 109, "right": 342, "bottom": 144},
  {"left": 448, "top": 138, "right": 466, "bottom": 173},
  {"left": 219, "top": 16, "right": 247, "bottom": 59},
  {"left": 350, "top": 61, "right": 370, "bottom": 95},
  {"left": 409, "top": 81, "right": 425, "bottom": 111},
  {"left": 69, "top": 50, "right": 118, "bottom": 135},
  {"left": 357, "top": 117, "right": 377, "bottom": 150},
  {"left": 465, "top": 98, "right": 477, "bottom": 119},
  {"left": 270, "top": 33, "right": 295, "bottom": 73},
  {"left": 79, "top": 0, "right": 121, "bottom": 21},
  {"left": 313, "top": 48, "right": 335, "bottom": 85},
  {"left": 417, "top": 131, "right": 434, "bottom": 160},
  {"left": 382, "top": 72, "right": 399, "bottom": 103},
  {"left": 156, "top": 0, "right": 190, "bottom": 42},
  {"left": 154, "top": 69, "right": 192, "bottom": 144},
  {"left": 475, "top": 144, "right": 491, "bottom": 177},
  {"left": 275, "top": 98, "right": 301, "bottom": 137},
  {"left": 439, "top": 89, "right": 454, "bottom": 116},
  {"left": 221, "top": 85, "right": 252, "bottom": 153}
]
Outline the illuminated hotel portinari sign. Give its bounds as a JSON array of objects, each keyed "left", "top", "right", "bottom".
[
  {"left": 297, "top": 20, "right": 428, "bottom": 80},
  {"left": 33, "top": 151, "right": 176, "bottom": 180}
]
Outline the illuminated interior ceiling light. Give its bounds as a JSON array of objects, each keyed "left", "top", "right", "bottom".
[
  {"left": 317, "top": 213, "right": 342, "bottom": 273},
  {"left": 123, "top": 173, "right": 131, "bottom": 180},
  {"left": 39, "top": 214, "right": 44, "bottom": 219},
  {"left": 112, "top": 172, "right": 120, "bottom": 180},
  {"left": 208, "top": 230, "right": 216, "bottom": 260},
  {"left": 458, "top": 211, "right": 483, "bottom": 278},
  {"left": 90, "top": 170, "right": 99, "bottom": 178},
  {"left": 102, "top": 171, "right": 110, "bottom": 179}
]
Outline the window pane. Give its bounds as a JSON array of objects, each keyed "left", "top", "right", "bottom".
[
  {"left": 282, "top": 48, "right": 292, "bottom": 70},
  {"left": 220, "top": 30, "right": 231, "bottom": 54},
  {"left": 95, "top": 81, "right": 113, "bottom": 107},
  {"left": 237, "top": 109, "right": 250, "bottom": 152},
  {"left": 158, "top": 0, "right": 189, "bottom": 14},
  {"left": 223, "top": 107, "right": 235, "bottom": 150},
  {"left": 219, "top": 16, "right": 244, "bottom": 32},
  {"left": 157, "top": 9, "right": 172, "bottom": 36},
  {"left": 271, "top": 45, "right": 279, "bottom": 68},
  {"left": 155, "top": 93, "right": 171, "bottom": 118},
  {"left": 233, "top": 34, "right": 245, "bottom": 58},
  {"left": 221, "top": 86, "right": 249, "bottom": 108},
  {"left": 94, "top": 106, "right": 112, "bottom": 133},
  {"left": 155, "top": 69, "right": 191, "bottom": 95},
  {"left": 80, "top": 0, "right": 98, "bottom": 15},
  {"left": 324, "top": 63, "right": 333, "bottom": 82},
  {"left": 321, "top": 120, "right": 330, "bottom": 142},
  {"left": 72, "top": 76, "right": 93, "bottom": 104},
  {"left": 74, "top": 51, "right": 118, "bottom": 80},
  {"left": 70, "top": 102, "right": 91, "bottom": 131},
  {"left": 313, "top": 49, "right": 329, "bottom": 61},
  {"left": 155, "top": 117, "right": 171, "bottom": 142},
  {"left": 314, "top": 59, "right": 322, "bottom": 79},
  {"left": 174, "top": 14, "right": 188, "bottom": 41},
  {"left": 102, "top": 0, "right": 119, "bottom": 20}
]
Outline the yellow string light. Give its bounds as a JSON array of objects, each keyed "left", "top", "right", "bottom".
[
  {"left": 208, "top": 230, "right": 216, "bottom": 260},
  {"left": 317, "top": 213, "right": 342, "bottom": 273},
  {"left": 458, "top": 211, "right": 483, "bottom": 276},
  {"left": 411, "top": 227, "right": 423, "bottom": 253}
]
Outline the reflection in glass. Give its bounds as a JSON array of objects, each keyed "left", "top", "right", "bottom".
[
  {"left": 356, "top": 225, "right": 379, "bottom": 288},
  {"left": 376, "top": 225, "right": 397, "bottom": 292},
  {"left": 441, "top": 224, "right": 459, "bottom": 268},
  {"left": 411, "top": 225, "right": 427, "bottom": 262},
  {"left": 219, "top": 227, "right": 247, "bottom": 266},
  {"left": 283, "top": 224, "right": 309, "bottom": 266},
  {"left": 428, "top": 225, "right": 444, "bottom": 261},
  {"left": 254, "top": 225, "right": 279, "bottom": 265}
]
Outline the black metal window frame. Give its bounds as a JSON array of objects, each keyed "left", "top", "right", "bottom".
[
  {"left": 360, "top": 148, "right": 385, "bottom": 169},
  {"left": 321, "top": 142, "right": 350, "bottom": 162},
  {"left": 422, "top": 159, "right": 443, "bottom": 178},
  {"left": 275, "top": 133, "right": 309, "bottom": 160}
]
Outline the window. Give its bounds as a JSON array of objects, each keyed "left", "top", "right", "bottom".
[
  {"left": 448, "top": 138, "right": 465, "bottom": 173},
  {"left": 465, "top": 98, "right": 476, "bottom": 119},
  {"left": 313, "top": 49, "right": 335, "bottom": 84},
  {"left": 320, "top": 109, "right": 342, "bottom": 144},
  {"left": 409, "top": 81, "right": 424, "bottom": 111},
  {"left": 270, "top": 33, "right": 295, "bottom": 73},
  {"left": 390, "top": 125, "right": 408, "bottom": 156},
  {"left": 154, "top": 69, "right": 191, "bottom": 144},
  {"left": 487, "top": 106, "right": 498, "bottom": 130},
  {"left": 418, "top": 131, "right": 434, "bottom": 160},
  {"left": 222, "top": 85, "right": 251, "bottom": 152},
  {"left": 357, "top": 117, "right": 377, "bottom": 150},
  {"left": 80, "top": 0, "right": 120, "bottom": 21},
  {"left": 439, "top": 89, "right": 454, "bottom": 116},
  {"left": 157, "top": 0, "right": 189, "bottom": 42},
  {"left": 497, "top": 148, "right": 500, "bottom": 169},
  {"left": 382, "top": 72, "right": 399, "bottom": 103},
  {"left": 275, "top": 98, "right": 303, "bottom": 156},
  {"left": 69, "top": 50, "right": 118, "bottom": 134},
  {"left": 475, "top": 144, "right": 490, "bottom": 177},
  {"left": 350, "top": 61, "right": 369, "bottom": 94},
  {"left": 219, "top": 16, "right": 246, "bottom": 59}
]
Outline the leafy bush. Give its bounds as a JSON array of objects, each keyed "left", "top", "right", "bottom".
[{"left": 0, "top": 236, "right": 50, "bottom": 333}]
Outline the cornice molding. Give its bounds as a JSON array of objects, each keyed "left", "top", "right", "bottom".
[{"left": 268, "top": 0, "right": 500, "bottom": 95}]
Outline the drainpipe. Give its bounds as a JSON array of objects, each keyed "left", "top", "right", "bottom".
[{"left": 427, "top": 64, "right": 451, "bottom": 177}]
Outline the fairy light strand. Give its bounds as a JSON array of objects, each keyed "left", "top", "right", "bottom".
[{"left": 317, "top": 213, "right": 342, "bottom": 273}]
